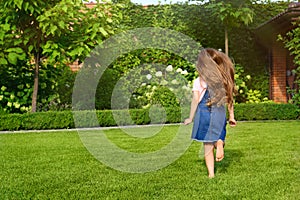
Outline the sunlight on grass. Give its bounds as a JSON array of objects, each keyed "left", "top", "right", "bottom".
[
  {"left": 0, "top": 121, "right": 299, "bottom": 199},
  {"left": 104, "top": 125, "right": 182, "bottom": 152}
]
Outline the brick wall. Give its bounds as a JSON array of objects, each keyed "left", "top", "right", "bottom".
[
  {"left": 69, "top": 60, "right": 82, "bottom": 72},
  {"left": 270, "top": 43, "right": 287, "bottom": 103}
]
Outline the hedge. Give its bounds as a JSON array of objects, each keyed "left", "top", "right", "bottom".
[{"left": 0, "top": 103, "right": 298, "bottom": 131}]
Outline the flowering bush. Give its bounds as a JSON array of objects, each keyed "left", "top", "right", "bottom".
[
  {"left": 112, "top": 64, "right": 192, "bottom": 110},
  {"left": 234, "top": 64, "right": 270, "bottom": 103},
  {"left": 0, "top": 84, "right": 32, "bottom": 114},
  {"left": 0, "top": 65, "right": 75, "bottom": 114}
]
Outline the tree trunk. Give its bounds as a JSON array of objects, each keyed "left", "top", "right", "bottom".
[
  {"left": 31, "top": 53, "right": 39, "bottom": 112},
  {"left": 225, "top": 27, "right": 228, "bottom": 56}
]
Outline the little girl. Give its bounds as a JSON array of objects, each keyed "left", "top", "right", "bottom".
[{"left": 184, "top": 48, "right": 237, "bottom": 178}]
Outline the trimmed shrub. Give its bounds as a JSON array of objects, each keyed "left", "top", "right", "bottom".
[
  {"left": 0, "top": 103, "right": 298, "bottom": 131},
  {"left": 233, "top": 103, "right": 299, "bottom": 120}
]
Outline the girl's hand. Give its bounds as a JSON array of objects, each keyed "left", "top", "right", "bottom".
[
  {"left": 184, "top": 118, "right": 193, "bottom": 125},
  {"left": 228, "top": 119, "right": 237, "bottom": 127}
]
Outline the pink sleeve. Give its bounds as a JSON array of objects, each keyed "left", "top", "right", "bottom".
[
  {"left": 192, "top": 77, "right": 201, "bottom": 91},
  {"left": 192, "top": 77, "right": 207, "bottom": 91},
  {"left": 192, "top": 77, "right": 207, "bottom": 102}
]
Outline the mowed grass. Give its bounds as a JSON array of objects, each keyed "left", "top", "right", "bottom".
[{"left": 0, "top": 121, "right": 299, "bottom": 199}]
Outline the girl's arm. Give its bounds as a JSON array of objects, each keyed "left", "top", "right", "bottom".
[
  {"left": 227, "top": 103, "right": 237, "bottom": 127},
  {"left": 184, "top": 91, "right": 200, "bottom": 125}
]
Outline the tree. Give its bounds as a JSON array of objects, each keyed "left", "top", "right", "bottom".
[
  {"left": 205, "top": 0, "right": 254, "bottom": 56},
  {"left": 0, "top": 0, "right": 121, "bottom": 112}
]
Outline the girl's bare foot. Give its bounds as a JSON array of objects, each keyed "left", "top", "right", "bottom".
[
  {"left": 215, "top": 140, "right": 224, "bottom": 162},
  {"left": 208, "top": 174, "right": 215, "bottom": 178}
]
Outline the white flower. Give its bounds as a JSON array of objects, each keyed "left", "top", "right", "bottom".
[
  {"left": 246, "top": 75, "right": 251, "bottom": 80},
  {"left": 182, "top": 85, "right": 190, "bottom": 90},
  {"left": 1, "top": 86, "right": 6, "bottom": 91},
  {"left": 155, "top": 71, "right": 163, "bottom": 77},
  {"left": 161, "top": 80, "right": 168, "bottom": 85},
  {"left": 171, "top": 79, "right": 178, "bottom": 84},
  {"left": 166, "top": 65, "right": 173, "bottom": 72},
  {"left": 14, "top": 102, "right": 20, "bottom": 109},
  {"left": 0, "top": 95, "right": 3, "bottom": 101},
  {"left": 142, "top": 104, "right": 151, "bottom": 109},
  {"left": 146, "top": 92, "right": 151, "bottom": 97},
  {"left": 176, "top": 68, "right": 182, "bottom": 73},
  {"left": 7, "top": 102, "right": 12, "bottom": 107},
  {"left": 146, "top": 74, "right": 152, "bottom": 80},
  {"left": 141, "top": 83, "right": 147, "bottom": 86},
  {"left": 181, "top": 70, "right": 188, "bottom": 75}
]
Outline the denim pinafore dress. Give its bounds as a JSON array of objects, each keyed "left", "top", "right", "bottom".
[{"left": 191, "top": 89, "right": 227, "bottom": 143}]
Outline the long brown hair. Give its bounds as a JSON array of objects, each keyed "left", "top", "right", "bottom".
[{"left": 196, "top": 48, "right": 236, "bottom": 107}]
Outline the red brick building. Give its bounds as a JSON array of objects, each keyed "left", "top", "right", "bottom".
[{"left": 255, "top": 3, "right": 300, "bottom": 103}]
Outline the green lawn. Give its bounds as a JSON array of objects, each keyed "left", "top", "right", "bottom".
[{"left": 0, "top": 121, "right": 299, "bottom": 199}]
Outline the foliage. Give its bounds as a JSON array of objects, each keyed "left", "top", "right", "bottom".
[
  {"left": 134, "top": 66, "right": 192, "bottom": 109},
  {"left": 233, "top": 102, "right": 299, "bottom": 120},
  {"left": 176, "top": 1, "right": 288, "bottom": 73},
  {"left": 38, "top": 67, "right": 76, "bottom": 111},
  {"left": 0, "top": 62, "right": 77, "bottom": 113},
  {"left": 279, "top": 22, "right": 300, "bottom": 107},
  {"left": 0, "top": 0, "right": 121, "bottom": 112},
  {"left": 234, "top": 64, "right": 269, "bottom": 103},
  {"left": 111, "top": 64, "right": 192, "bottom": 110},
  {"left": 0, "top": 103, "right": 298, "bottom": 131},
  {"left": 250, "top": 0, "right": 290, "bottom": 27},
  {"left": 0, "top": 1, "right": 291, "bottom": 113},
  {"left": 205, "top": 0, "right": 254, "bottom": 55},
  {"left": 0, "top": 61, "right": 33, "bottom": 113},
  {"left": 95, "top": 69, "right": 120, "bottom": 110},
  {"left": 94, "top": 2, "right": 199, "bottom": 110},
  {"left": 97, "top": 62, "right": 269, "bottom": 110}
]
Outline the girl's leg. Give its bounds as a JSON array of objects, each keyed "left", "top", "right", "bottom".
[
  {"left": 215, "top": 139, "right": 224, "bottom": 162},
  {"left": 204, "top": 143, "right": 215, "bottom": 178}
]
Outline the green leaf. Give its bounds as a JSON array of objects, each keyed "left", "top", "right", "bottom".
[
  {"left": 106, "top": 18, "right": 113, "bottom": 23},
  {"left": 28, "top": 45, "right": 34, "bottom": 53},
  {"left": 28, "top": 5, "right": 34, "bottom": 14},
  {"left": 49, "top": 25, "right": 58, "bottom": 35},
  {"left": 51, "top": 50, "right": 60, "bottom": 60},
  {"left": 15, "top": 0, "right": 23, "bottom": 9},
  {"left": 17, "top": 53, "right": 26, "bottom": 61},
  {"left": 6, "top": 47, "right": 24, "bottom": 54},
  {"left": 14, "top": 39, "right": 23, "bottom": 46},
  {"left": 1, "top": 86, "right": 7, "bottom": 91},
  {"left": 0, "top": 58, "right": 8, "bottom": 65},
  {"left": 17, "top": 84, "right": 24, "bottom": 89},
  {"left": 0, "top": 31, "right": 4, "bottom": 41},
  {"left": 7, "top": 52, "right": 18, "bottom": 65},
  {"left": 24, "top": 2, "right": 29, "bottom": 11},
  {"left": 61, "top": 5, "right": 68, "bottom": 13},
  {"left": 99, "top": 27, "right": 108, "bottom": 37},
  {"left": 58, "top": 21, "right": 65, "bottom": 29},
  {"left": 2, "top": 23, "right": 10, "bottom": 31},
  {"left": 220, "top": 7, "right": 226, "bottom": 13},
  {"left": 41, "top": 83, "right": 47, "bottom": 89}
]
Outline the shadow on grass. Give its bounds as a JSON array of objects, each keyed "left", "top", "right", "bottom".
[
  {"left": 215, "top": 149, "right": 243, "bottom": 174},
  {"left": 199, "top": 149, "right": 243, "bottom": 174}
]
